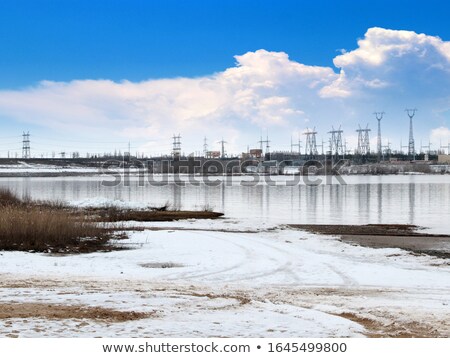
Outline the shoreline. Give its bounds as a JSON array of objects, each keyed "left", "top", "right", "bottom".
[
  {"left": 290, "top": 224, "right": 450, "bottom": 259},
  {"left": 1, "top": 171, "right": 450, "bottom": 178},
  {"left": 1, "top": 223, "right": 448, "bottom": 338}
]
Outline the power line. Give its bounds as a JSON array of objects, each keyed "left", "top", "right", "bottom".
[
  {"left": 36, "top": 136, "right": 130, "bottom": 144},
  {"left": 0, "top": 135, "right": 22, "bottom": 139}
]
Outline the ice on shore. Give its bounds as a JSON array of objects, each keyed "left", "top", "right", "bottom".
[{"left": 0, "top": 220, "right": 449, "bottom": 337}]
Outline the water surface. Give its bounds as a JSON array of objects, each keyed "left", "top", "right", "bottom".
[{"left": 1, "top": 175, "right": 449, "bottom": 233}]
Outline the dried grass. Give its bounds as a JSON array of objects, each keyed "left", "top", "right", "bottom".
[{"left": 0, "top": 189, "right": 121, "bottom": 253}]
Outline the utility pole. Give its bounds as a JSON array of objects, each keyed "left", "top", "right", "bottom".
[
  {"left": 258, "top": 133, "right": 270, "bottom": 159},
  {"left": 217, "top": 138, "right": 227, "bottom": 158},
  {"left": 344, "top": 139, "right": 352, "bottom": 158},
  {"left": 440, "top": 142, "right": 450, "bottom": 155},
  {"left": 22, "top": 131, "right": 31, "bottom": 159},
  {"left": 420, "top": 139, "right": 431, "bottom": 159},
  {"left": 382, "top": 141, "right": 392, "bottom": 161},
  {"left": 203, "top": 136, "right": 208, "bottom": 158},
  {"left": 290, "top": 135, "right": 302, "bottom": 155},
  {"left": 400, "top": 140, "right": 409, "bottom": 156},
  {"left": 405, "top": 108, "right": 417, "bottom": 160},
  {"left": 172, "top": 134, "right": 182, "bottom": 158}
]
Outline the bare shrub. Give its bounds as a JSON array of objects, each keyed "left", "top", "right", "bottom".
[
  {"left": 0, "top": 188, "right": 23, "bottom": 207},
  {"left": 0, "top": 205, "right": 113, "bottom": 252},
  {"left": 201, "top": 203, "right": 214, "bottom": 212},
  {"left": 0, "top": 189, "right": 122, "bottom": 253}
]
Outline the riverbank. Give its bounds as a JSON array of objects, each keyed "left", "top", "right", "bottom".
[
  {"left": 290, "top": 224, "right": 450, "bottom": 259},
  {"left": 1, "top": 160, "right": 450, "bottom": 177},
  {"left": 0, "top": 189, "right": 223, "bottom": 253},
  {"left": 0, "top": 220, "right": 448, "bottom": 337},
  {"left": 0, "top": 180, "right": 449, "bottom": 338}
]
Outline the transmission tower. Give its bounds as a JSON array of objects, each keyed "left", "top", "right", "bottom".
[
  {"left": 317, "top": 138, "right": 326, "bottom": 156},
  {"left": 405, "top": 108, "right": 417, "bottom": 160},
  {"left": 400, "top": 140, "right": 409, "bottom": 155},
  {"left": 258, "top": 134, "right": 270, "bottom": 158},
  {"left": 304, "top": 128, "right": 318, "bottom": 158},
  {"left": 172, "top": 134, "right": 182, "bottom": 158},
  {"left": 440, "top": 142, "right": 450, "bottom": 155},
  {"left": 420, "top": 139, "right": 432, "bottom": 155},
  {"left": 382, "top": 141, "right": 392, "bottom": 160},
  {"left": 356, "top": 124, "right": 371, "bottom": 155},
  {"left": 328, "top": 126, "right": 344, "bottom": 158},
  {"left": 290, "top": 135, "right": 302, "bottom": 155},
  {"left": 22, "top": 131, "right": 30, "bottom": 159},
  {"left": 217, "top": 138, "right": 227, "bottom": 158},
  {"left": 373, "top": 112, "right": 384, "bottom": 161}
]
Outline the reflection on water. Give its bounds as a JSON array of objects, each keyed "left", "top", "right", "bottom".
[
  {"left": 409, "top": 183, "right": 415, "bottom": 224},
  {"left": 1, "top": 175, "right": 449, "bottom": 232}
]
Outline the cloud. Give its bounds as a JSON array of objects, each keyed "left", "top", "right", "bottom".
[
  {"left": 334, "top": 27, "right": 450, "bottom": 68},
  {"left": 430, "top": 126, "right": 450, "bottom": 148},
  {"left": 319, "top": 70, "right": 352, "bottom": 98},
  {"left": 326, "top": 27, "right": 450, "bottom": 98},
  {"left": 1, "top": 28, "right": 450, "bottom": 155},
  {"left": 0, "top": 49, "right": 337, "bottom": 153}
]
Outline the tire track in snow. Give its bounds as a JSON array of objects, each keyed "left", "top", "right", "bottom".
[
  {"left": 156, "top": 231, "right": 255, "bottom": 281},
  {"left": 324, "top": 263, "right": 359, "bottom": 286},
  {"left": 160, "top": 231, "right": 304, "bottom": 283}
]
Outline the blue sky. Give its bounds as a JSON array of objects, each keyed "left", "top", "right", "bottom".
[
  {"left": 1, "top": 0, "right": 448, "bottom": 87},
  {"left": 1, "top": 0, "right": 450, "bottom": 156}
]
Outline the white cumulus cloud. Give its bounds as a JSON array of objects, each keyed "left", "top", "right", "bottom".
[{"left": 1, "top": 28, "right": 450, "bottom": 155}]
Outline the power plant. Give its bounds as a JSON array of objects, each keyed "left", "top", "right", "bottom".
[{"left": 3, "top": 107, "right": 449, "bottom": 174}]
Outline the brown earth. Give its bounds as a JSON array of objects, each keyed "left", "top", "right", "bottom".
[
  {"left": 290, "top": 224, "right": 450, "bottom": 259},
  {"left": 86, "top": 207, "right": 224, "bottom": 222},
  {"left": 1, "top": 276, "right": 448, "bottom": 338},
  {"left": 335, "top": 312, "right": 441, "bottom": 338},
  {"left": 0, "top": 302, "right": 153, "bottom": 322}
]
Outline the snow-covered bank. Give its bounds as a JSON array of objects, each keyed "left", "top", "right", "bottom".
[
  {"left": 1, "top": 228, "right": 447, "bottom": 287},
  {"left": 0, "top": 162, "right": 142, "bottom": 176},
  {"left": 0, "top": 162, "right": 101, "bottom": 175},
  {"left": 340, "top": 162, "right": 450, "bottom": 175},
  {"left": 0, "top": 221, "right": 448, "bottom": 337}
]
